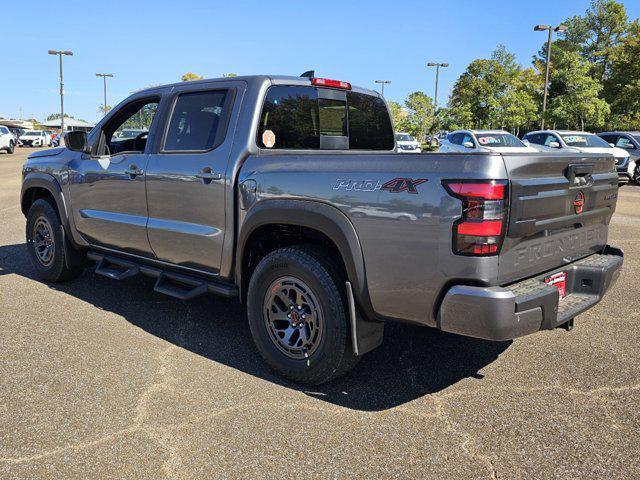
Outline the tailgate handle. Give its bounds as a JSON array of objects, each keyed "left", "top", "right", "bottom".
[{"left": 567, "top": 164, "right": 594, "bottom": 187}]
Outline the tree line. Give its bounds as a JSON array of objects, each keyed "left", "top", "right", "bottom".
[{"left": 389, "top": 0, "right": 639, "bottom": 140}]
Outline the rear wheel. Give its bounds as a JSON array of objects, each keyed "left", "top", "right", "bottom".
[
  {"left": 26, "top": 199, "right": 84, "bottom": 282},
  {"left": 247, "top": 246, "right": 358, "bottom": 385}
]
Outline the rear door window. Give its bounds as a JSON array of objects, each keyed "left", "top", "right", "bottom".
[
  {"left": 257, "top": 85, "right": 393, "bottom": 151},
  {"left": 164, "top": 90, "right": 230, "bottom": 152}
]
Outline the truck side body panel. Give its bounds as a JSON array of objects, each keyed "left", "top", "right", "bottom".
[{"left": 238, "top": 152, "right": 508, "bottom": 326}]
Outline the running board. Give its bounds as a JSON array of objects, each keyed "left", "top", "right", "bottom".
[
  {"left": 95, "top": 256, "right": 140, "bottom": 280},
  {"left": 87, "top": 251, "right": 238, "bottom": 299},
  {"left": 154, "top": 271, "right": 208, "bottom": 300}
]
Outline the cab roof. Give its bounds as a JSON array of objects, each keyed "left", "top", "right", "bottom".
[{"left": 134, "top": 74, "right": 381, "bottom": 98}]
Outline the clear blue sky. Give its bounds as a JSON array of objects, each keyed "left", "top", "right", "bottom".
[{"left": 2, "top": 0, "right": 639, "bottom": 123}]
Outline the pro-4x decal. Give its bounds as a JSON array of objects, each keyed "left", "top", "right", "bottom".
[
  {"left": 380, "top": 178, "right": 428, "bottom": 194},
  {"left": 332, "top": 177, "right": 428, "bottom": 194}
]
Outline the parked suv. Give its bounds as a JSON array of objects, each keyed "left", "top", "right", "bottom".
[
  {"left": 524, "top": 130, "right": 633, "bottom": 185},
  {"left": 0, "top": 125, "right": 15, "bottom": 153},
  {"left": 395, "top": 132, "right": 421, "bottom": 153},
  {"left": 21, "top": 75, "right": 623, "bottom": 384},
  {"left": 598, "top": 131, "right": 640, "bottom": 184}
]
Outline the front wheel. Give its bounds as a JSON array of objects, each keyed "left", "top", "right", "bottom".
[
  {"left": 7, "top": 142, "right": 14, "bottom": 154},
  {"left": 26, "top": 199, "right": 84, "bottom": 282},
  {"left": 246, "top": 246, "right": 358, "bottom": 385},
  {"left": 633, "top": 165, "right": 640, "bottom": 185}
]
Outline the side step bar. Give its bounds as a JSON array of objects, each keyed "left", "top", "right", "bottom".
[
  {"left": 95, "top": 256, "right": 140, "bottom": 280},
  {"left": 87, "top": 251, "right": 238, "bottom": 300}
]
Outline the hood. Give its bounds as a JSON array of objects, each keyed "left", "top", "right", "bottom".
[
  {"left": 397, "top": 140, "right": 419, "bottom": 146},
  {"left": 27, "top": 147, "right": 65, "bottom": 159},
  {"left": 484, "top": 146, "right": 540, "bottom": 154},
  {"left": 570, "top": 146, "right": 629, "bottom": 157}
]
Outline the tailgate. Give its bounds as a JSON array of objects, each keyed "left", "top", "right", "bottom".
[{"left": 498, "top": 152, "right": 618, "bottom": 284}]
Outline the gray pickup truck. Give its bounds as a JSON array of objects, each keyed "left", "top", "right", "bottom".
[{"left": 21, "top": 74, "right": 623, "bottom": 384}]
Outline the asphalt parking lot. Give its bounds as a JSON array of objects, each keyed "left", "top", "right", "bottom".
[{"left": 0, "top": 148, "right": 638, "bottom": 479}]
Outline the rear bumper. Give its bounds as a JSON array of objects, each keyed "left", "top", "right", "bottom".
[
  {"left": 617, "top": 159, "right": 636, "bottom": 182},
  {"left": 437, "top": 246, "right": 623, "bottom": 341}
]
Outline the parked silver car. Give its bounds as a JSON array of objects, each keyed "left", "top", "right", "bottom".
[
  {"left": 439, "top": 130, "right": 539, "bottom": 154},
  {"left": 524, "top": 130, "right": 633, "bottom": 185}
]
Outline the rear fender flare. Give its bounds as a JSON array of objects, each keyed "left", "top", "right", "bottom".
[{"left": 236, "top": 199, "right": 376, "bottom": 320}]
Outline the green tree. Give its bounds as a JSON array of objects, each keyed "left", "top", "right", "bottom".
[
  {"left": 387, "top": 100, "right": 410, "bottom": 132},
  {"left": 606, "top": 20, "right": 640, "bottom": 129},
  {"left": 449, "top": 45, "right": 538, "bottom": 132},
  {"left": 403, "top": 92, "right": 435, "bottom": 142},
  {"left": 98, "top": 105, "right": 112, "bottom": 117},
  {"left": 546, "top": 49, "right": 610, "bottom": 130},
  {"left": 181, "top": 72, "right": 204, "bottom": 82},
  {"left": 222, "top": 73, "right": 238, "bottom": 77},
  {"left": 46, "top": 113, "right": 73, "bottom": 121},
  {"left": 535, "top": 1, "right": 628, "bottom": 83}
]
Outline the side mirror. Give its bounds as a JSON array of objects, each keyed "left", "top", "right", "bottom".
[
  {"left": 608, "top": 143, "right": 615, "bottom": 148},
  {"left": 548, "top": 141, "right": 560, "bottom": 148},
  {"left": 65, "top": 131, "right": 89, "bottom": 153},
  {"left": 522, "top": 139, "right": 531, "bottom": 146},
  {"left": 463, "top": 141, "right": 475, "bottom": 149}
]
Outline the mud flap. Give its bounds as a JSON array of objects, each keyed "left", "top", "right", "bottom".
[{"left": 345, "top": 281, "right": 384, "bottom": 356}]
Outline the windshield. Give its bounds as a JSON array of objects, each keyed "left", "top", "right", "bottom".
[
  {"left": 24, "top": 131, "right": 41, "bottom": 136},
  {"left": 633, "top": 135, "right": 640, "bottom": 144},
  {"left": 560, "top": 133, "right": 610, "bottom": 148},
  {"left": 395, "top": 134, "right": 415, "bottom": 142},
  {"left": 475, "top": 133, "right": 525, "bottom": 147},
  {"left": 118, "top": 129, "right": 145, "bottom": 139}
]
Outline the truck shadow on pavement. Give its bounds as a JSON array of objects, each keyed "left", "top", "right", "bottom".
[{"left": 0, "top": 243, "right": 511, "bottom": 412}]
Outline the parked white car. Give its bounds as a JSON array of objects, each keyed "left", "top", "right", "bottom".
[
  {"left": 395, "top": 132, "right": 422, "bottom": 153},
  {"left": 0, "top": 125, "right": 16, "bottom": 154},
  {"left": 19, "top": 130, "right": 51, "bottom": 147},
  {"left": 523, "top": 130, "right": 633, "bottom": 184},
  {"left": 439, "top": 130, "right": 539, "bottom": 154}
]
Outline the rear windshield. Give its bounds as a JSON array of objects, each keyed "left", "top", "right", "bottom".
[
  {"left": 475, "top": 133, "right": 525, "bottom": 147},
  {"left": 395, "top": 134, "right": 415, "bottom": 142},
  {"left": 257, "top": 85, "right": 394, "bottom": 150},
  {"left": 560, "top": 133, "right": 610, "bottom": 148}
]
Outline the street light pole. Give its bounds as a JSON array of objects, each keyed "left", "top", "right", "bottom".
[
  {"left": 427, "top": 62, "right": 449, "bottom": 110},
  {"left": 48, "top": 50, "right": 73, "bottom": 140},
  {"left": 374, "top": 80, "right": 391, "bottom": 97},
  {"left": 534, "top": 24, "right": 567, "bottom": 129},
  {"left": 95, "top": 73, "right": 114, "bottom": 117}
]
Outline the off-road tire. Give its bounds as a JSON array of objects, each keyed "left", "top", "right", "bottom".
[
  {"left": 26, "top": 199, "right": 84, "bottom": 282},
  {"left": 247, "top": 245, "right": 359, "bottom": 385}
]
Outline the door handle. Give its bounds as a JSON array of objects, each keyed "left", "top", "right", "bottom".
[
  {"left": 124, "top": 164, "right": 144, "bottom": 178},
  {"left": 196, "top": 167, "right": 222, "bottom": 183}
]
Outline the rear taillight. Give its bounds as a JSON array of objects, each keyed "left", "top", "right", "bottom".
[
  {"left": 443, "top": 180, "right": 508, "bottom": 256},
  {"left": 311, "top": 78, "right": 352, "bottom": 90}
]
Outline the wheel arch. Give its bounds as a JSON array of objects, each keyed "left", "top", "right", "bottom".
[
  {"left": 236, "top": 199, "right": 376, "bottom": 320},
  {"left": 21, "top": 173, "right": 69, "bottom": 230}
]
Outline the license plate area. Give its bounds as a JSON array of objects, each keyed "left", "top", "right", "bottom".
[{"left": 545, "top": 271, "right": 567, "bottom": 298}]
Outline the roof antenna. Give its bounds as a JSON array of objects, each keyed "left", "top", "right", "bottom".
[{"left": 300, "top": 70, "right": 315, "bottom": 78}]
